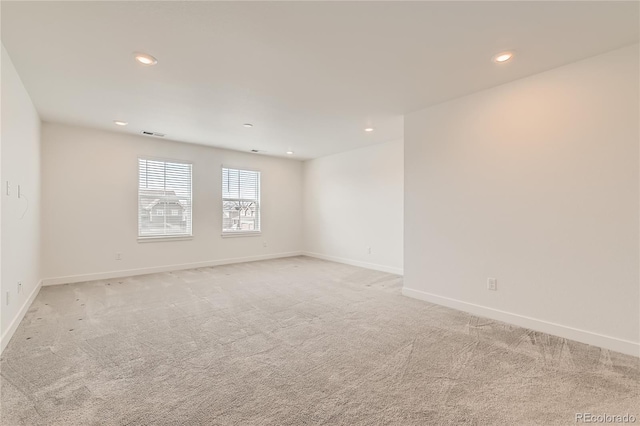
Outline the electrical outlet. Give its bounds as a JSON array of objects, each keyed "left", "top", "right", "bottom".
[
  {"left": 487, "top": 278, "right": 497, "bottom": 291},
  {"left": 115, "top": 252, "right": 122, "bottom": 261},
  {"left": 6, "top": 181, "right": 10, "bottom": 196},
  {"left": 263, "top": 241, "right": 267, "bottom": 248},
  {"left": 367, "top": 246, "right": 372, "bottom": 255},
  {"left": 17, "top": 282, "right": 22, "bottom": 294}
]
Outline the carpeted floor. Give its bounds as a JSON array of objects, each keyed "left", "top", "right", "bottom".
[{"left": 1, "top": 256, "right": 638, "bottom": 425}]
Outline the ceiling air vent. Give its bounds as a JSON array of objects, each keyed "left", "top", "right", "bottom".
[{"left": 141, "top": 131, "right": 165, "bottom": 138}]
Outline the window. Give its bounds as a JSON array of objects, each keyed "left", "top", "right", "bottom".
[
  {"left": 222, "top": 167, "right": 260, "bottom": 234},
  {"left": 138, "top": 158, "right": 192, "bottom": 239}
]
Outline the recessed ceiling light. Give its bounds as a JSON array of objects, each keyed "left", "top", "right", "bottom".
[
  {"left": 243, "top": 123, "right": 254, "bottom": 128},
  {"left": 493, "top": 52, "right": 514, "bottom": 63},
  {"left": 113, "top": 120, "right": 128, "bottom": 126},
  {"left": 364, "top": 127, "right": 374, "bottom": 132},
  {"left": 134, "top": 52, "right": 157, "bottom": 66},
  {"left": 286, "top": 151, "right": 294, "bottom": 155}
]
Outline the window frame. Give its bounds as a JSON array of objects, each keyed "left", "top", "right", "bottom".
[
  {"left": 137, "top": 157, "right": 194, "bottom": 242},
  {"left": 221, "top": 166, "right": 261, "bottom": 237}
]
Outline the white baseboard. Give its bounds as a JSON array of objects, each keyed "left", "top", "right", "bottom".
[
  {"left": 402, "top": 287, "right": 639, "bottom": 358},
  {"left": 42, "top": 251, "right": 303, "bottom": 286},
  {"left": 302, "top": 251, "right": 403, "bottom": 275},
  {"left": 1, "top": 279, "right": 42, "bottom": 354}
]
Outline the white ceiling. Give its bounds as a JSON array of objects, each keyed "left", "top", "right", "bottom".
[{"left": 2, "top": 1, "right": 638, "bottom": 160}]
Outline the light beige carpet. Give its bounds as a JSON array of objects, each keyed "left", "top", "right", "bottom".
[{"left": 1, "top": 256, "right": 638, "bottom": 425}]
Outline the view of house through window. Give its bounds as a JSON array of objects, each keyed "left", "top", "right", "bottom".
[
  {"left": 222, "top": 167, "right": 260, "bottom": 233},
  {"left": 138, "top": 158, "right": 193, "bottom": 238}
]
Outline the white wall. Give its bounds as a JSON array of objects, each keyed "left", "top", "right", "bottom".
[
  {"left": 403, "top": 45, "right": 639, "bottom": 356},
  {"left": 1, "top": 45, "right": 42, "bottom": 351},
  {"left": 41, "top": 123, "right": 303, "bottom": 283},
  {"left": 303, "top": 140, "right": 404, "bottom": 274}
]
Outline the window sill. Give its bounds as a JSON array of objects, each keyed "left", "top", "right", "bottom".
[
  {"left": 221, "top": 232, "right": 262, "bottom": 238},
  {"left": 138, "top": 236, "right": 193, "bottom": 243}
]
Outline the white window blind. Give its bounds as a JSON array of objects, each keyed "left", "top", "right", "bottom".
[
  {"left": 138, "top": 158, "right": 192, "bottom": 238},
  {"left": 222, "top": 168, "right": 260, "bottom": 233}
]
